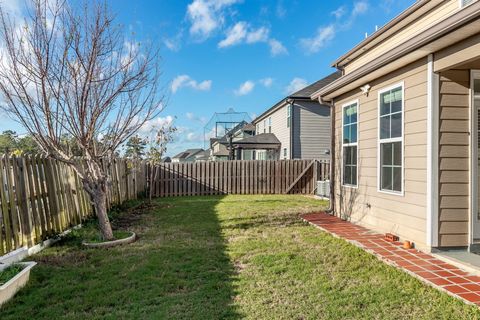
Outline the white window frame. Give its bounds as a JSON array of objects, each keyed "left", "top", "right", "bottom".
[
  {"left": 377, "top": 82, "right": 405, "bottom": 196},
  {"left": 341, "top": 99, "right": 359, "bottom": 188},
  {"left": 268, "top": 117, "right": 272, "bottom": 133},
  {"left": 263, "top": 119, "right": 267, "bottom": 133}
]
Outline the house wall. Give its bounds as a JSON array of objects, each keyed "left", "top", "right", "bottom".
[
  {"left": 344, "top": 0, "right": 460, "bottom": 75},
  {"left": 437, "top": 69, "right": 470, "bottom": 246},
  {"left": 292, "top": 101, "right": 331, "bottom": 160},
  {"left": 333, "top": 57, "right": 429, "bottom": 249},
  {"left": 254, "top": 104, "right": 291, "bottom": 159}
]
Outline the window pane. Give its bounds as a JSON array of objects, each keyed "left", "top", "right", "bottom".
[
  {"left": 343, "top": 125, "right": 350, "bottom": 144},
  {"left": 344, "top": 146, "right": 352, "bottom": 165},
  {"left": 393, "top": 142, "right": 402, "bottom": 166},
  {"left": 380, "top": 93, "right": 390, "bottom": 116},
  {"left": 380, "top": 116, "right": 390, "bottom": 139},
  {"left": 381, "top": 143, "right": 393, "bottom": 165},
  {"left": 393, "top": 167, "right": 402, "bottom": 192},
  {"left": 391, "top": 87, "right": 402, "bottom": 113},
  {"left": 350, "top": 105, "right": 357, "bottom": 123},
  {"left": 344, "top": 166, "right": 351, "bottom": 185},
  {"left": 350, "top": 124, "right": 357, "bottom": 143},
  {"left": 351, "top": 166, "right": 357, "bottom": 185},
  {"left": 391, "top": 112, "right": 402, "bottom": 138},
  {"left": 351, "top": 146, "right": 357, "bottom": 165},
  {"left": 381, "top": 167, "right": 393, "bottom": 190},
  {"left": 344, "top": 108, "right": 350, "bottom": 125}
]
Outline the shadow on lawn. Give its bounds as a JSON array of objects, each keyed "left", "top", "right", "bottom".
[{"left": 0, "top": 196, "right": 241, "bottom": 320}]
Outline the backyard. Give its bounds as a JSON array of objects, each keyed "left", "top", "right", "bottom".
[{"left": 0, "top": 195, "right": 480, "bottom": 319}]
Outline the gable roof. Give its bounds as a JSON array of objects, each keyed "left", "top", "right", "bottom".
[
  {"left": 233, "top": 133, "right": 280, "bottom": 145},
  {"left": 172, "top": 148, "right": 204, "bottom": 160},
  {"left": 254, "top": 71, "right": 341, "bottom": 123}
]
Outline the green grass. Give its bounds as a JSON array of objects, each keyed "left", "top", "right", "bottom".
[
  {"left": 1, "top": 195, "right": 480, "bottom": 319},
  {"left": 0, "top": 264, "right": 24, "bottom": 286}
]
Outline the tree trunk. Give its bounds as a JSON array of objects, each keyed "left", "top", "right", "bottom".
[{"left": 86, "top": 181, "right": 114, "bottom": 241}]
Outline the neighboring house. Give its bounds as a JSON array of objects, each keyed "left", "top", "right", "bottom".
[
  {"left": 210, "top": 121, "right": 266, "bottom": 161},
  {"left": 231, "top": 133, "right": 281, "bottom": 160},
  {"left": 171, "top": 149, "right": 204, "bottom": 163},
  {"left": 254, "top": 72, "right": 341, "bottom": 160},
  {"left": 194, "top": 149, "right": 211, "bottom": 162},
  {"left": 311, "top": 0, "right": 480, "bottom": 253}
]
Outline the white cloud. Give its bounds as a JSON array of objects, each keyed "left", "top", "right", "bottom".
[
  {"left": 331, "top": 6, "right": 346, "bottom": 19},
  {"left": 171, "top": 75, "right": 212, "bottom": 93},
  {"left": 234, "top": 80, "right": 255, "bottom": 96},
  {"left": 218, "top": 22, "right": 247, "bottom": 48},
  {"left": 284, "top": 78, "right": 308, "bottom": 95},
  {"left": 140, "top": 115, "right": 175, "bottom": 133},
  {"left": 187, "top": 0, "right": 240, "bottom": 40},
  {"left": 259, "top": 77, "right": 273, "bottom": 88},
  {"left": 352, "top": 1, "right": 368, "bottom": 17},
  {"left": 246, "top": 26, "right": 269, "bottom": 43},
  {"left": 217, "top": 21, "right": 287, "bottom": 56},
  {"left": 268, "top": 38, "right": 288, "bottom": 56},
  {"left": 299, "top": 25, "right": 335, "bottom": 54}
]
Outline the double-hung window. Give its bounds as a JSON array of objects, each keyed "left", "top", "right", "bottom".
[
  {"left": 268, "top": 117, "right": 272, "bottom": 133},
  {"left": 342, "top": 101, "right": 358, "bottom": 187},
  {"left": 379, "top": 84, "right": 403, "bottom": 194}
]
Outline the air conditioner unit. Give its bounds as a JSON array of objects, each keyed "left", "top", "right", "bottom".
[{"left": 316, "top": 180, "right": 330, "bottom": 199}]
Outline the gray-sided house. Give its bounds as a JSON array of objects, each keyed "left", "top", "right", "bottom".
[
  {"left": 254, "top": 72, "right": 341, "bottom": 160},
  {"left": 311, "top": 0, "right": 480, "bottom": 254}
]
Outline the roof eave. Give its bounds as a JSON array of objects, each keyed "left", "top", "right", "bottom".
[
  {"left": 331, "top": 0, "right": 434, "bottom": 68},
  {"left": 314, "top": 2, "right": 480, "bottom": 100}
]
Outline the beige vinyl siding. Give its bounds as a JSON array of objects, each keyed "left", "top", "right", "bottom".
[
  {"left": 438, "top": 69, "right": 470, "bottom": 247},
  {"left": 344, "top": 0, "right": 459, "bottom": 75},
  {"left": 333, "top": 58, "right": 429, "bottom": 248},
  {"left": 254, "top": 104, "right": 291, "bottom": 158}
]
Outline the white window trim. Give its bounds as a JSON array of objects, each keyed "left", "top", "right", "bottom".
[
  {"left": 341, "top": 99, "right": 359, "bottom": 188},
  {"left": 377, "top": 81, "right": 405, "bottom": 196}
]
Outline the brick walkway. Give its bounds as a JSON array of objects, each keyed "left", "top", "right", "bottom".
[{"left": 302, "top": 212, "right": 480, "bottom": 306}]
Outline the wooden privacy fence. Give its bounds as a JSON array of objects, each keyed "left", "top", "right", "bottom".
[
  {"left": 0, "top": 156, "right": 329, "bottom": 256},
  {"left": 149, "top": 159, "right": 330, "bottom": 197},
  {"left": 0, "top": 155, "right": 147, "bottom": 256}
]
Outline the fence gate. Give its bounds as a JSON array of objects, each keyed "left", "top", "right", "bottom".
[{"left": 149, "top": 159, "right": 329, "bottom": 197}]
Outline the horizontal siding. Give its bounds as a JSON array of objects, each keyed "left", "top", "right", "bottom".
[
  {"left": 333, "top": 58, "right": 429, "bottom": 248},
  {"left": 293, "top": 101, "right": 330, "bottom": 160},
  {"left": 254, "top": 104, "right": 290, "bottom": 159},
  {"left": 438, "top": 69, "right": 470, "bottom": 247}
]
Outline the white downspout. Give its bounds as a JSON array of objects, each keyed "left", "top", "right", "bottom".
[{"left": 426, "top": 54, "right": 439, "bottom": 248}]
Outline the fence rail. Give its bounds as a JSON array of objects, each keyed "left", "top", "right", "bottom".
[
  {"left": 0, "top": 157, "right": 329, "bottom": 256},
  {"left": 149, "top": 159, "right": 329, "bottom": 197}
]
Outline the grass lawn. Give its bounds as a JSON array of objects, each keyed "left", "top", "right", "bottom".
[{"left": 1, "top": 195, "right": 480, "bottom": 319}]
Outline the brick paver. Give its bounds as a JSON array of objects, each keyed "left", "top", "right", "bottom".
[{"left": 302, "top": 212, "right": 480, "bottom": 306}]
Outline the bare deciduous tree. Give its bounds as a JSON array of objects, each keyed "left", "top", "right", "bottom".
[{"left": 0, "top": 0, "right": 164, "bottom": 240}]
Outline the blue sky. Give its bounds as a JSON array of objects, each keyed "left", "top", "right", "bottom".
[{"left": 0, "top": 0, "right": 414, "bottom": 157}]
